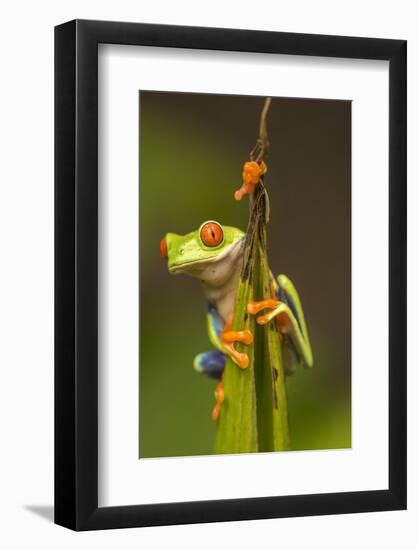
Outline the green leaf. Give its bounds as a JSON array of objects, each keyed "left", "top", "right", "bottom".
[
  {"left": 214, "top": 184, "right": 290, "bottom": 454},
  {"left": 214, "top": 278, "right": 258, "bottom": 453}
]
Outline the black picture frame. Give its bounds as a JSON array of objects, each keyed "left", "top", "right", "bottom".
[{"left": 55, "top": 19, "right": 407, "bottom": 531}]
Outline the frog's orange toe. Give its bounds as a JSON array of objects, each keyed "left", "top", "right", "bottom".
[
  {"left": 247, "top": 301, "right": 260, "bottom": 315},
  {"left": 236, "top": 353, "right": 250, "bottom": 369},
  {"left": 256, "top": 314, "right": 269, "bottom": 325},
  {"left": 234, "top": 185, "right": 250, "bottom": 201},
  {"left": 211, "top": 405, "right": 220, "bottom": 421},
  {"left": 211, "top": 381, "right": 225, "bottom": 421}
]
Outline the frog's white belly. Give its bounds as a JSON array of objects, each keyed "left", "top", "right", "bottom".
[
  {"left": 202, "top": 275, "right": 239, "bottom": 322},
  {"left": 199, "top": 242, "right": 243, "bottom": 322}
]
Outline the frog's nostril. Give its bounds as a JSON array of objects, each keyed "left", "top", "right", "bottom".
[{"left": 159, "top": 238, "right": 168, "bottom": 260}]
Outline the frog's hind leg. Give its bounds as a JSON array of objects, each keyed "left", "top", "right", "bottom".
[
  {"left": 211, "top": 378, "right": 224, "bottom": 421},
  {"left": 247, "top": 274, "right": 313, "bottom": 369},
  {"left": 193, "top": 351, "right": 227, "bottom": 421},
  {"left": 193, "top": 350, "right": 226, "bottom": 379},
  {"left": 201, "top": 304, "right": 253, "bottom": 421}
]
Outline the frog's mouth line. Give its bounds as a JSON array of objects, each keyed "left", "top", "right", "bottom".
[{"left": 168, "top": 238, "right": 244, "bottom": 273}]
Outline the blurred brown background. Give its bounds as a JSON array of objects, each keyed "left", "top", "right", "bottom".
[{"left": 139, "top": 91, "right": 351, "bottom": 458}]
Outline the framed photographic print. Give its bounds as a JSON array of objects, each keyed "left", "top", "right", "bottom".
[{"left": 55, "top": 19, "right": 406, "bottom": 530}]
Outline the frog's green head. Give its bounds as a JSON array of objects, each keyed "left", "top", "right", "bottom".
[{"left": 160, "top": 221, "right": 245, "bottom": 282}]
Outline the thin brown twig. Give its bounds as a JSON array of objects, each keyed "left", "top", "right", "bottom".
[
  {"left": 259, "top": 97, "right": 271, "bottom": 148},
  {"left": 250, "top": 97, "right": 271, "bottom": 161}
]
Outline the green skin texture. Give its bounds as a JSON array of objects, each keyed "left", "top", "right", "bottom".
[
  {"left": 166, "top": 222, "right": 244, "bottom": 275},
  {"left": 164, "top": 221, "right": 313, "bottom": 373}
]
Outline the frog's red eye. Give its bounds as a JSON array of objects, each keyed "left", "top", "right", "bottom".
[{"left": 200, "top": 222, "right": 223, "bottom": 247}]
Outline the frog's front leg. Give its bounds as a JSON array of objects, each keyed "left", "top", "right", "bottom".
[
  {"left": 196, "top": 304, "right": 253, "bottom": 421},
  {"left": 221, "top": 315, "right": 253, "bottom": 369},
  {"left": 247, "top": 274, "right": 313, "bottom": 369},
  {"left": 195, "top": 305, "right": 252, "bottom": 373},
  {"left": 207, "top": 318, "right": 252, "bottom": 421}
]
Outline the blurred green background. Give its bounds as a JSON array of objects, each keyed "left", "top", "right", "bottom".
[{"left": 139, "top": 91, "right": 351, "bottom": 458}]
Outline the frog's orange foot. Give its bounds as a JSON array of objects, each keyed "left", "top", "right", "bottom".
[
  {"left": 211, "top": 379, "right": 224, "bottom": 421},
  {"left": 234, "top": 160, "right": 267, "bottom": 201},
  {"left": 247, "top": 299, "right": 280, "bottom": 325},
  {"left": 222, "top": 329, "right": 253, "bottom": 345},
  {"left": 222, "top": 329, "right": 253, "bottom": 369},
  {"left": 221, "top": 316, "right": 253, "bottom": 369}
]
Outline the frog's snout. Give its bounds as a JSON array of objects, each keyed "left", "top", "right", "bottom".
[{"left": 159, "top": 237, "right": 168, "bottom": 260}]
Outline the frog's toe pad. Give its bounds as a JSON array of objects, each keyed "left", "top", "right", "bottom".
[{"left": 193, "top": 351, "right": 226, "bottom": 379}]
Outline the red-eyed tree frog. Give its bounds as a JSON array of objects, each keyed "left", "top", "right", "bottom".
[{"left": 160, "top": 220, "right": 313, "bottom": 420}]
